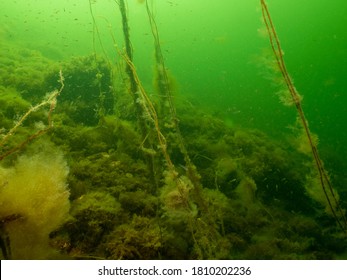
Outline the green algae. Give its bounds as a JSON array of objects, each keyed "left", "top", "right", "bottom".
[{"left": 1, "top": 1, "right": 346, "bottom": 260}]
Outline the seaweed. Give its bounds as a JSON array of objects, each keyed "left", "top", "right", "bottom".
[
  {"left": 0, "top": 1, "right": 346, "bottom": 260},
  {"left": 260, "top": 0, "right": 347, "bottom": 232}
]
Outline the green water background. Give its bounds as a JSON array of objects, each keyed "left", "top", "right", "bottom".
[{"left": 1, "top": 0, "right": 346, "bottom": 171}]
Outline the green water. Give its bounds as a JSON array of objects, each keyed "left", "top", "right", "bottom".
[
  {"left": 2, "top": 0, "right": 346, "bottom": 149},
  {"left": 1, "top": 0, "right": 347, "bottom": 259}
]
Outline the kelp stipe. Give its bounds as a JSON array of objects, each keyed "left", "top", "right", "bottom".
[
  {"left": 260, "top": 0, "right": 347, "bottom": 233},
  {"left": 0, "top": 71, "right": 64, "bottom": 161},
  {"left": 144, "top": 1, "right": 223, "bottom": 257},
  {"left": 117, "top": 0, "right": 160, "bottom": 193}
]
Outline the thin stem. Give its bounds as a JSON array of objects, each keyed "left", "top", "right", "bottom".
[
  {"left": 0, "top": 71, "right": 64, "bottom": 161},
  {"left": 260, "top": 0, "right": 346, "bottom": 232}
]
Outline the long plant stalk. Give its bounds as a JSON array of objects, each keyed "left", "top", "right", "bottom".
[
  {"left": 145, "top": 1, "right": 201, "bottom": 174},
  {"left": 144, "top": 1, "right": 220, "bottom": 256},
  {"left": 0, "top": 71, "right": 64, "bottom": 162},
  {"left": 260, "top": 0, "right": 346, "bottom": 232},
  {"left": 118, "top": 0, "right": 137, "bottom": 94},
  {"left": 117, "top": 0, "right": 160, "bottom": 193}
]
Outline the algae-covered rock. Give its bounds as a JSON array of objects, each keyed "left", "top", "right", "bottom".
[
  {"left": 44, "top": 55, "right": 114, "bottom": 126},
  {"left": 103, "top": 215, "right": 163, "bottom": 260},
  {"left": 1, "top": 39, "right": 345, "bottom": 260},
  {"left": 0, "top": 43, "right": 54, "bottom": 97},
  {"left": 64, "top": 191, "right": 122, "bottom": 255}
]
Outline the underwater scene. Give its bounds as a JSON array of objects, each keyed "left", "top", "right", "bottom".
[{"left": 0, "top": 0, "right": 347, "bottom": 260}]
